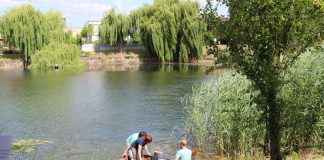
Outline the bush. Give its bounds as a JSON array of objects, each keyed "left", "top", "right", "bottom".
[
  {"left": 31, "top": 42, "right": 84, "bottom": 70},
  {"left": 184, "top": 45, "right": 324, "bottom": 158},
  {"left": 279, "top": 45, "right": 324, "bottom": 154},
  {"left": 184, "top": 71, "right": 263, "bottom": 157}
]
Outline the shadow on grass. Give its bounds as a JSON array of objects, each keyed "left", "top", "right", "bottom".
[{"left": 0, "top": 54, "right": 23, "bottom": 60}]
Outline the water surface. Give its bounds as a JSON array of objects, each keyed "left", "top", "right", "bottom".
[{"left": 0, "top": 64, "right": 214, "bottom": 159}]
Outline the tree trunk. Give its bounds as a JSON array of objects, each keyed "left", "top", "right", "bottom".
[
  {"left": 267, "top": 91, "right": 282, "bottom": 160},
  {"left": 118, "top": 41, "right": 124, "bottom": 53}
]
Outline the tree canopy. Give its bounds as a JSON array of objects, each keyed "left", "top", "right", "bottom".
[
  {"left": 0, "top": 5, "right": 67, "bottom": 64},
  {"left": 213, "top": 0, "right": 324, "bottom": 159},
  {"left": 130, "top": 0, "right": 204, "bottom": 62},
  {"left": 45, "top": 11, "right": 66, "bottom": 43},
  {"left": 81, "top": 24, "right": 94, "bottom": 38},
  {"left": 99, "top": 9, "right": 130, "bottom": 53}
]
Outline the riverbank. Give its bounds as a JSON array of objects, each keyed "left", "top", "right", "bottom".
[
  {"left": 0, "top": 51, "right": 215, "bottom": 70},
  {"left": 0, "top": 54, "right": 24, "bottom": 70},
  {"left": 83, "top": 49, "right": 214, "bottom": 65}
]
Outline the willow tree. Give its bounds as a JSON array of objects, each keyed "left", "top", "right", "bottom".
[
  {"left": 0, "top": 5, "right": 67, "bottom": 66},
  {"left": 45, "top": 11, "right": 66, "bottom": 43},
  {"left": 130, "top": 0, "right": 204, "bottom": 62},
  {"left": 0, "top": 5, "right": 48, "bottom": 64},
  {"left": 99, "top": 9, "right": 130, "bottom": 53}
]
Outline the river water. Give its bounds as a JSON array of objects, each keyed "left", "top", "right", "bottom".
[{"left": 0, "top": 64, "right": 215, "bottom": 159}]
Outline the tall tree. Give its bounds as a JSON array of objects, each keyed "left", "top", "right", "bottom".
[
  {"left": 131, "top": 0, "right": 204, "bottom": 62},
  {"left": 45, "top": 11, "right": 66, "bottom": 43},
  {"left": 99, "top": 9, "right": 130, "bottom": 53},
  {"left": 213, "top": 0, "right": 324, "bottom": 159},
  {"left": 200, "top": 0, "right": 223, "bottom": 45},
  {"left": 0, "top": 5, "right": 47, "bottom": 64},
  {"left": 0, "top": 5, "right": 67, "bottom": 66}
]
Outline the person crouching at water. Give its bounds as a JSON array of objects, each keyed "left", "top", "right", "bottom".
[
  {"left": 122, "top": 131, "right": 147, "bottom": 160},
  {"left": 130, "top": 135, "right": 152, "bottom": 160},
  {"left": 175, "top": 140, "right": 192, "bottom": 160}
]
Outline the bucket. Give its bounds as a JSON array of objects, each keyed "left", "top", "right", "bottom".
[{"left": 153, "top": 151, "right": 162, "bottom": 160}]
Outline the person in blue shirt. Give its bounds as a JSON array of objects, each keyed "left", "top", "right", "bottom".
[
  {"left": 122, "top": 131, "right": 147, "bottom": 159},
  {"left": 130, "top": 135, "right": 153, "bottom": 160},
  {"left": 175, "top": 140, "right": 192, "bottom": 160}
]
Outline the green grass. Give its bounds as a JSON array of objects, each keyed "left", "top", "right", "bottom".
[{"left": 0, "top": 54, "right": 23, "bottom": 63}]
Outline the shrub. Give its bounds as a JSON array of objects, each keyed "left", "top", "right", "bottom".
[
  {"left": 31, "top": 42, "right": 84, "bottom": 70},
  {"left": 279, "top": 45, "right": 324, "bottom": 154},
  {"left": 184, "top": 71, "right": 263, "bottom": 157},
  {"left": 185, "top": 45, "right": 324, "bottom": 158}
]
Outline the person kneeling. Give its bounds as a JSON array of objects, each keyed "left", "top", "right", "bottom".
[
  {"left": 122, "top": 131, "right": 147, "bottom": 160},
  {"left": 130, "top": 135, "right": 152, "bottom": 160}
]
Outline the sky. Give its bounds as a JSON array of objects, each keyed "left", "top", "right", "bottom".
[{"left": 0, "top": 0, "right": 228, "bottom": 27}]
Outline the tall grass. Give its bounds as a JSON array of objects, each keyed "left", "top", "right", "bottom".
[
  {"left": 184, "top": 71, "right": 264, "bottom": 157},
  {"left": 279, "top": 45, "right": 324, "bottom": 154},
  {"left": 184, "top": 45, "right": 324, "bottom": 158}
]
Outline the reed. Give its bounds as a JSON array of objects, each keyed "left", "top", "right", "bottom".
[{"left": 184, "top": 45, "right": 324, "bottom": 158}]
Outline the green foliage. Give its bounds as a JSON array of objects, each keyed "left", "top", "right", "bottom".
[
  {"left": 0, "top": 5, "right": 47, "bottom": 62},
  {"left": 45, "top": 11, "right": 66, "bottom": 43},
  {"left": 99, "top": 9, "right": 130, "bottom": 53},
  {"left": 12, "top": 139, "right": 53, "bottom": 159},
  {"left": 12, "top": 139, "right": 52, "bottom": 153},
  {"left": 211, "top": 0, "right": 324, "bottom": 159},
  {"left": 31, "top": 42, "right": 84, "bottom": 70},
  {"left": 131, "top": 32, "right": 142, "bottom": 43},
  {"left": 64, "top": 30, "right": 73, "bottom": 44},
  {"left": 0, "top": 5, "right": 67, "bottom": 63},
  {"left": 81, "top": 24, "right": 94, "bottom": 38},
  {"left": 185, "top": 45, "right": 324, "bottom": 158},
  {"left": 200, "top": 0, "right": 225, "bottom": 45},
  {"left": 90, "top": 40, "right": 101, "bottom": 44},
  {"left": 280, "top": 45, "right": 324, "bottom": 153},
  {"left": 185, "top": 71, "right": 263, "bottom": 157},
  {"left": 130, "top": 0, "right": 204, "bottom": 62},
  {"left": 71, "top": 34, "right": 82, "bottom": 46}
]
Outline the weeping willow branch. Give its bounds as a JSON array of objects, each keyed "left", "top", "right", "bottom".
[
  {"left": 130, "top": 0, "right": 204, "bottom": 62},
  {"left": 0, "top": 4, "right": 67, "bottom": 65},
  {"left": 99, "top": 9, "right": 130, "bottom": 53}
]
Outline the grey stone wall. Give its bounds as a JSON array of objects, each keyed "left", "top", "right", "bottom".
[{"left": 81, "top": 43, "right": 145, "bottom": 52}]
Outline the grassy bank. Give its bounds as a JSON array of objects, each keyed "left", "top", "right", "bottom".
[{"left": 0, "top": 54, "right": 22, "bottom": 62}]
